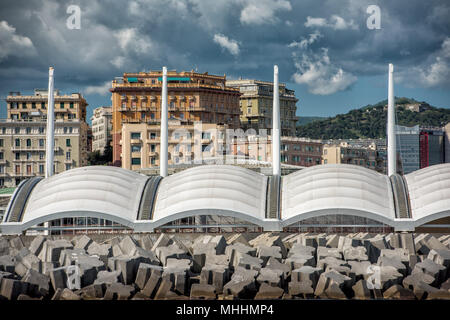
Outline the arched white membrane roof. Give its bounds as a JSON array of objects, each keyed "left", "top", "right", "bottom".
[
  {"left": 281, "top": 164, "right": 396, "bottom": 226},
  {"left": 151, "top": 165, "right": 268, "bottom": 228},
  {"left": 405, "top": 163, "right": 450, "bottom": 226},
  {"left": 20, "top": 166, "right": 149, "bottom": 228}
]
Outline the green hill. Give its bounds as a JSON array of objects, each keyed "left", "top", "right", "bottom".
[
  {"left": 296, "top": 116, "right": 327, "bottom": 126},
  {"left": 296, "top": 97, "right": 450, "bottom": 139}
]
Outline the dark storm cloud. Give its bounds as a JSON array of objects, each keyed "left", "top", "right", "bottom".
[{"left": 0, "top": 0, "right": 449, "bottom": 99}]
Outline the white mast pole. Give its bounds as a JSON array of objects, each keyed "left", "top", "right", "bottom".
[
  {"left": 387, "top": 63, "right": 397, "bottom": 176},
  {"left": 45, "top": 67, "right": 55, "bottom": 178},
  {"left": 160, "top": 66, "right": 168, "bottom": 177},
  {"left": 272, "top": 65, "right": 281, "bottom": 177}
]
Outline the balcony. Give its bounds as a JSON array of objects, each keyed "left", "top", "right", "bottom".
[
  {"left": 11, "top": 172, "right": 37, "bottom": 177},
  {"left": 122, "top": 118, "right": 141, "bottom": 124}
]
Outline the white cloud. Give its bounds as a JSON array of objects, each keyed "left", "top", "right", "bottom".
[
  {"left": 304, "top": 17, "right": 327, "bottom": 28},
  {"left": 115, "top": 28, "right": 153, "bottom": 54},
  {"left": 110, "top": 56, "right": 126, "bottom": 68},
  {"left": 213, "top": 33, "right": 240, "bottom": 56},
  {"left": 0, "top": 20, "right": 36, "bottom": 61},
  {"left": 292, "top": 48, "right": 357, "bottom": 95},
  {"left": 418, "top": 57, "right": 450, "bottom": 87},
  {"left": 84, "top": 81, "right": 111, "bottom": 96},
  {"left": 240, "top": 0, "right": 292, "bottom": 25},
  {"left": 416, "top": 38, "right": 450, "bottom": 87},
  {"left": 288, "top": 30, "right": 322, "bottom": 49},
  {"left": 398, "top": 37, "right": 450, "bottom": 88},
  {"left": 305, "top": 15, "right": 358, "bottom": 30}
]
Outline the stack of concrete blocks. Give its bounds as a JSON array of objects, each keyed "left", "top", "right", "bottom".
[{"left": 0, "top": 232, "right": 449, "bottom": 300}]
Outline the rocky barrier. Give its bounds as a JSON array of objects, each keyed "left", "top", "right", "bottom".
[{"left": 0, "top": 232, "right": 449, "bottom": 300}]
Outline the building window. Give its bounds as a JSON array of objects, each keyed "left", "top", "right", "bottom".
[
  {"left": 70, "top": 102, "right": 74, "bottom": 109},
  {"left": 15, "top": 127, "right": 20, "bottom": 134},
  {"left": 41, "top": 103, "right": 45, "bottom": 109},
  {"left": 39, "top": 152, "right": 44, "bottom": 160},
  {"left": 0, "top": 178, "right": 3, "bottom": 186},
  {"left": 0, "top": 152, "right": 3, "bottom": 160},
  {"left": 26, "top": 139, "right": 31, "bottom": 147},
  {"left": 15, "top": 139, "right": 20, "bottom": 147},
  {"left": 60, "top": 102, "right": 65, "bottom": 108},
  {"left": 150, "top": 144, "right": 156, "bottom": 152},
  {"left": 150, "top": 132, "right": 156, "bottom": 139},
  {"left": 131, "top": 158, "right": 141, "bottom": 165},
  {"left": 66, "top": 139, "right": 71, "bottom": 147},
  {"left": 15, "top": 165, "right": 20, "bottom": 174},
  {"left": 150, "top": 157, "right": 155, "bottom": 165},
  {"left": 39, "top": 127, "right": 44, "bottom": 134},
  {"left": 26, "top": 152, "right": 31, "bottom": 160},
  {"left": 0, "top": 139, "right": 3, "bottom": 147},
  {"left": 15, "top": 152, "right": 20, "bottom": 160},
  {"left": 22, "top": 103, "right": 27, "bottom": 109},
  {"left": 131, "top": 132, "right": 141, "bottom": 139},
  {"left": 131, "top": 145, "right": 141, "bottom": 152},
  {"left": 66, "top": 151, "right": 71, "bottom": 160},
  {"left": 64, "top": 127, "right": 68, "bottom": 134},
  {"left": 39, "top": 139, "right": 44, "bottom": 147},
  {"left": 281, "top": 155, "right": 289, "bottom": 162},
  {"left": 39, "top": 164, "right": 44, "bottom": 174},
  {"left": 65, "top": 164, "right": 72, "bottom": 170}
]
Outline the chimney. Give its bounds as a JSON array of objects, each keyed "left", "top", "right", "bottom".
[
  {"left": 45, "top": 67, "right": 55, "bottom": 178},
  {"left": 272, "top": 65, "right": 281, "bottom": 177},
  {"left": 387, "top": 63, "right": 396, "bottom": 176},
  {"left": 160, "top": 66, "right": 168, "bottom": 177}
]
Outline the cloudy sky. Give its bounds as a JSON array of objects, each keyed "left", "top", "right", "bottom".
[{"left": 0, "top": 0, "right": 449, "bottom": 122}]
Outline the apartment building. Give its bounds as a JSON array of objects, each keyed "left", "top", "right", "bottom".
[
  {"left": 233, "top": 136, "right": 323, "bottom": 167},
  {"left": 322, "top": 141, "right": 383, "bottom": 173},
  {"left": 91, "top": 106, "right": 112, "bottom": 153},
  {"left": 121, "top": 120, "right": 231, "bottom": 170},
  {"left": 110, "top": 70, "right": 241, "bottom": 166},
  {"left": 0, "top": 90, "right": 88, "bottom": 187},
  {"left": 7, "top": 89, "right": 87, "bottom": 122},
  {"left": 225, "top": 79, "right": 299, "bottom": 136}
]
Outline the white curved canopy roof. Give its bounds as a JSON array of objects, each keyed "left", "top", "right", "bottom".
[
  {"left": 281, "top": 164, "right": 396, "bottom": 226},
  {"left": 20, "top": 166, "right": 149, "bottom": 228},
  {"left": 2, "top": 162, "right": 450, "bottom": 234},
  {"left": 405, "top": 163, "right": 450, "bottom": 225},
  {"left": 152, "top": 165, "right": 268, "bottom": 227}
]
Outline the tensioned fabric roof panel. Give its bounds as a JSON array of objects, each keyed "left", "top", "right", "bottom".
[
  {"left": 281, "top": 164, "right": 396, "bottom": 225},
  {"left": 152, "top": 165, "right": 268, "bottom": 225},
  {"left": 404, "top": 163, "right": 450, "bottom": 224},
  {"left": 20, "top": 166, "right": 149, "bottom": 227}
]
